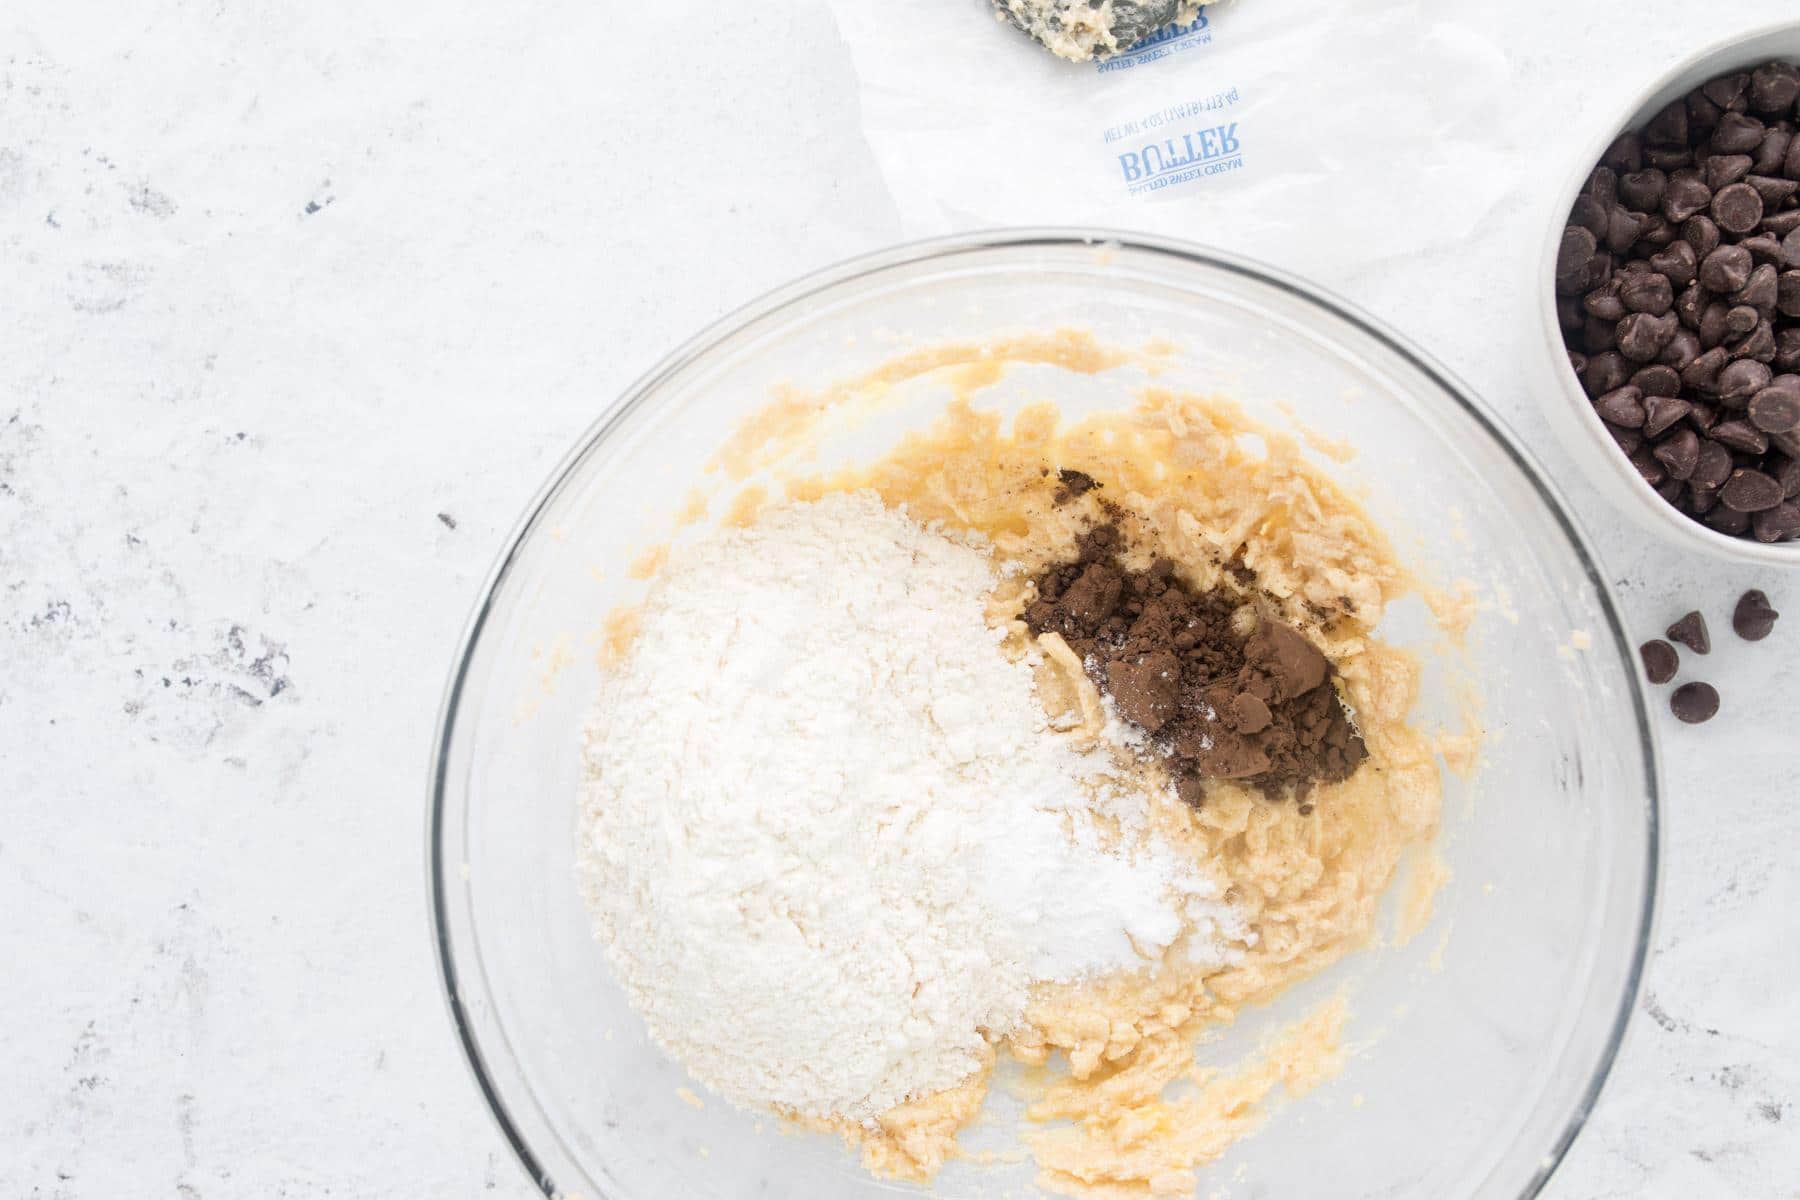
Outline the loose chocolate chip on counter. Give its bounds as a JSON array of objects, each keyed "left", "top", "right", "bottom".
[
  {"left": 1638, "top": 638, "right": 1679, "bottom": 683},
  {"left": 1670, "top": 681, "right": 1721, "bottom": 724},
  {"left": 1667, "top": 609, "right": 1711, "bottom": 654},
  {"left": 1722, "top": 467, "right": 1785, "bottom": 512},
  {"left": 1732, "top": 589, "right": 1780, "bottom": 640}
]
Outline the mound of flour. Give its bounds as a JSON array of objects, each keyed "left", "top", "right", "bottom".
[{"left": 577, "top": 491, "right": 1240, "bottom": 1121}]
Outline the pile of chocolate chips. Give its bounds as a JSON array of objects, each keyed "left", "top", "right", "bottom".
[
  {"left": 1555, "top": 60, "right": 1800, "bottom": 543},
  {"left": 1023, "top": 521, "right": 1367, "bottom": 811},
  {"left": 1637, "top": 588, "right": 1780, "bottom": 723}
]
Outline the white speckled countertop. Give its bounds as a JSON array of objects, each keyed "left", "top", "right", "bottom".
[{"left": 2, "top": 2, "right": 1796, "bottom": 1196}]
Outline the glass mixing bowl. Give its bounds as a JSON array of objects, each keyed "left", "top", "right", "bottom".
[{"left": 428, "top": 231, "right": 1659, "bottom": 1200}]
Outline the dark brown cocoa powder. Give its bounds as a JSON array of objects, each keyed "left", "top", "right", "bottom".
[{"left": 1023, "top": 521, "right": 1367, "bottom": 809}]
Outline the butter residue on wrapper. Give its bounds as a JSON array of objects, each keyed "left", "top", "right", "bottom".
[{"left": 611, "top": 330, "right": 1482, "bottom": 1198}]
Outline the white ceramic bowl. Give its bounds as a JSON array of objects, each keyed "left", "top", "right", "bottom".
[{"left": 1536, "top": 20, "right": 1800, "bottom": 566}]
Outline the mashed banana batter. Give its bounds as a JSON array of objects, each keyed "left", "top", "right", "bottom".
[{"left": 625, "top": 333, "right": 1467, "bottom": 1197}]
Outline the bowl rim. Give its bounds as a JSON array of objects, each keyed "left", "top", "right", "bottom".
[
  {"left": 1535, "top": 18, "right": 1800, "bottom": 566},
  {"left": 427, "top": 227, "right": 1663, "bottom": 1200}
]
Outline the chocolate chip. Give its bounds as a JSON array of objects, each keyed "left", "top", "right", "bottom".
[
  {"left": 1726, "top": 304, "right": 1761, "bottom": 335},
  {"left": 1690, "top": 438, "right": 1735, "bottom": 489},
  {"left": 1582, "top": 350, "right": 1631, "bottom": 396},
  {"left": 1706, "top": 504, "right": 1751, "bottom": 535},
  {"left": 1754, "top": 501, "right": 1800, "bottom": 541},
  {"left": 1711, "top": 419, "right": 1770, "bottom": 454},
  {"left": 1660, "top": 328, "right": 1702, "bottom": 370},
  {"left": 1653, "top": 427, "right": 1701, "bottom": 479},
  {"left": 1736, "top": 265, "right": 1780, "bottom": 315},
  {"left": 1642, "top": 394, "right": 1692, "bottom": 436},
  {"left": 1712, "top": 111, "right": 1766, "bottom": 153},
  {"left": 1682, "top": 345, "right": 1729, "bottom": 391},
  {"left": 1699, "top": 244, "right": 1753, "bottom": 293},
  {"left": 1732, "top": 319, "right": 1777, "bottom": 364},
  {"left": 1620, "top": 271, "right": 1674, "bottom": 314},
  {"left": 1688, "top": 400, "right": 1721, "bottom": 433},
  {"left": 1780, "top": 329, "right": 1800, "bottom": 371},
  {"left": 1557, "top": 226, "right": 1599, "bottom": 295},
  {"left": 1765, "top": 210, "right": 1800, "bottom": 238},
  {"left": 1722, "top": 467, "right": 1785, "bottom": 512},
  {"left": 1619, "top": 168, "right": 1666, "bottom": 212},
  {"left": 1605, "top": 206, "right": 1645, "bottom": 255},
  {"left": 1784, "top": 228, "right": 1800, "bottom": 270},
  {"left": 1649, "top": 240, "right": 1698, "bottom": 286},
  {"left": 1746, "top": 174, "right": 1800, "bottom": 208},
  {"left": 1779, "top": 271, "right": 1800, "bottom": 318},
  {"left": 1667, "top": 610, "right": 1711, "bottom": 654},
  {"left": 1662, "top": 172, "right": 1712, "bottom": 222},
  {"left": 1753, "top": 129, "right": 1793, "bottom": 176},
  {"left": 1616, "top": 312, "right": 1677, "bottom": 362},
  {"left": 1778, "top": 453, "right": 1800, "bottom": 498},
  {"left": 1702, "top": 73, "right": 1748, "bottom": 111},
  {"left": 1646, "top": 99, "right": 1690, "bottom": 147},
  {"left": 1584, "top": 280, "right": 1626, "bottom": 321},
  {"left": 1750, "top": 383, "right": 1800, "bottom": 433},
  {"left": 1630, "top": 443, "right": 1670, "bottom": 484},
  {"left": 1732, "top": 589, "right": 1780, "bottom": 640},
  {"left": 1748, "top": 61, "right": 1800, "bottom": 113},
  {"left": 1603, "top": 131, "right": 1644, "bottom": 172},
  {"left": 1716, "top": 359, "right": 1772, "bottom": 402},
  {"left": 1670, "top": 681, "right": 1720, "bottom": 724},
  {"left": 1638, "top": 638, "right": 1679, "bottom": 683},
  {"left": 1684, "top": 215, "right": 1721, "bottom": 260},
  {"left": 1711, "top": 182, "right": 1764, "bottom": 234},
  {"left": 1594, "top": 385, "right": 1646, "bottom": 427},
  {"left": 1703, "top": 154, "right": 1752, "bottom": 191},
  {"left": 1741, "top": 233, "right": 1786, "bottom": 266},
  {"left": 1631, "top": 365, "right": 1682, "bottom": 399}
]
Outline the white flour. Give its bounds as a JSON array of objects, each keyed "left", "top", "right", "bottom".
[{"left": 576, "top": 491, "right": 1241, "bottom": 1121}]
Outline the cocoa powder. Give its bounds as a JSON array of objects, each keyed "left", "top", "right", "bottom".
[{"left": 1023, "top": 521, "right": 1367, "bottom": 808}]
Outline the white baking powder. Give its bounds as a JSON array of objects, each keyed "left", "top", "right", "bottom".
[{"left": 576, "top": 491, "right": 1240, "bottom": 1121}]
